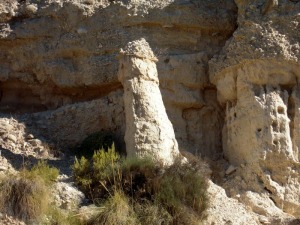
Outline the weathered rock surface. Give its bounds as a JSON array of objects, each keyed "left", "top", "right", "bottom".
[
  {"left": 0, "top": 116, "right": 51, "bottom": 158},
  {"left": 26, "top": 89, "right": 125, "bottom": 148},
  {"left": 0, "top": 0, "right": 300, "bottom": 223},
  {"left": 203, "top": 181, "right": 260, "bottom": 225},
  {"left": 52, "top": 175, "right": 86, "bottom": 210},
  {"left": 118, "top": 38, "right": 179, "bottom": 165},
  {"left": 0, "top": 214, "right": 26, "bottom": 225},
  {"left": 0, "top": 0, "right": 236, "bottom": 159},
  {"left": 209, "top": 0, "right": 300, "bottom": 217}
]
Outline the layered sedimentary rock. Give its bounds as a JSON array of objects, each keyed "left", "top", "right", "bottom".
[
  {"left": 209, "top": 0, "right": 300, "bottom": 217},
  {"left": 0, "top": 0, "right": 300, "bottom": 222},
  {"left": 0, "top": 0, "right": 236, "bottom": 157},
  {"left": 118, "top": 38, "right": 179, "bottom": 165}
]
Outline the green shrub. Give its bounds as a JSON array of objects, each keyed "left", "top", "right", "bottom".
[
  {"left": 93, "top": 144, "right": 120, "bottom": 181},
  {"left": 72, "top": 152, "right": 209, "bottom": 225},
  {"left": 72, "top": 144, "right": 121, "bottom": 202},
  {"left": 75, "top": 132, "right": 120, "bottom": 158},
  {"left": 26, "top": 160, "right": 59, "bottom": 185},
  {"left": 120, "top": 157, "right": 159, "bottom": 201},
  {"left": 72, "top": 156, "right": 92, "bottom": 195}
]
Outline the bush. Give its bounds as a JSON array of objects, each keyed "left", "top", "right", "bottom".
[
  {"left": 88, "top": 191, "right": 138, "bottom": 225},
  {"left": 120, "top": 157, "right": 160, "bottom": 201},
  {"left": 72, "top": 156, "right": 92, "bottom": 195},
  {"left": 42, "top": 206, "right": 86, "bottom": 225},
  {"left": 72, "top": 144, "right": 121, "bottom": 202},
  {"left": 156, "top": 162, "right": 208, "bottom": 224},
  {"left": 0, "top": 161, "right": 59, "bottom": 223},
  {"left": 27, "top": 160, "right": 59, "bottom": 185},
  {"left": 75, "top": 132, "right": 123, "bottom": 158},
  {"left": 72, "top": 149, "right": 208, "bottom": 225},
  {"left": 0, "top": 175, "right": 48, "bottom": 222},
  {"left": 92, "top": 145, "right": 120, "bottom": 182},
  {"left": 134, "top": 201, "right": 172, "bottom": 225}
]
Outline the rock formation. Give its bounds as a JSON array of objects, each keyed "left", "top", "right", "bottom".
[
  {"left": 0, "top": 0, "right": 300, "bottom": 223},
  {"left": 0, "top": 0, "right": 236, "bottom": 157},
  {"left": 210, "top": 0, "right": 300, "bottom": 217},
  {"left": 118, "top": 38, "right": 179, "bottom": 165}
]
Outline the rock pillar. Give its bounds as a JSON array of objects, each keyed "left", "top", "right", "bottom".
[
  {"left": 118, "top": 38, "right": 180, "bottom": 165},
  {"left": 214, "top": 63, "right": 300, "bottom": 217},
  {"left": 209, "top": 0, "right": 300, "bottom": 216}
]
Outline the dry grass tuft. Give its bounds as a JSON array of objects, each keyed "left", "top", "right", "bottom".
[
  {"left": 0, "top": 161, "right": 59, "bottom": 223},
  {"left": 156, "top": 160, "right": 208, "bottom": 223},
  {"left": 42, "top": 206, "right": 86, "bottom": 225},
  {"left": 0, "top": 174, "right": 48, "bottom": 222},
  {"left": 89, "top": 191, "right": 138, "bottom": 225}
]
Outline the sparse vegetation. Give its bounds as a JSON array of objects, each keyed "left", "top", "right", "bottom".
[
  {"left": 0, "top": 160, "right": 86, "bottom": 225},
  {"left": 88, "top": 191, "right": 138, "bottom": 225},
  {"left": 74, "top": 131, "right": 123, "bottom": 158},
  {"left": 0, "top": 173, "right": 48, "bottom": 222},
  {"left": 26, "top": 160, "right": 60, "bottom": 185},
  {"left": 134, "top": 201, "right": 172, "bottom": 225},
  {"left": 72, "top": 145, "right": 208, "bottom": 225},
  {"left": 156, "top": 161, "right": 208, "bottom": 224},
  {"left": 42, "top": 206, "right": 86, "bottom": 225},
  {"left": 0, "top": 144, "right": 208, "bottom": 225},
  {"left": 72, "top": 144, "right": 121, "bottom": 202},
  {"left": 0, "top": 161, "right": 59, "bottom": 223}
]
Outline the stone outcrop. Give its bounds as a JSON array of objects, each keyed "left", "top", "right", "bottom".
[
  {"left": 203, "top": 181, "right": 260, "bottom": 225},
  {"left": 209, "top": 0, "right": 300, "bottom": 217},
  {"left": 118, "top": 38, "right": 179, "bottom": 165},
  {"left": 0, "top": 0, "right": 300, "bottom": 222},
  {"left": 0, "top": 0, "right": 236, "bottom": 158}
]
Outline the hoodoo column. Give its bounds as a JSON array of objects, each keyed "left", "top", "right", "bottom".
[{"left": 118, "top": 38, "right": 180, "bottom": 165}]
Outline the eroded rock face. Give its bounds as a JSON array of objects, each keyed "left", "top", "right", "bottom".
[
  {"left": 157, "top": 53, "right": 224, "bottom": 158},
  {"left": 209, "top": 0, "right": 300, "bottom": 217},
  {"left": 203, "top": 181, "right": 260, "bottom": 225},
  {"left": 118, "top": 38, "right": 179, "bottom": 165},
  {"left": 0, "top": 0, "right": 236, "bottom": 159},
  {"left": 0, "top": 0, "right": 300, "bottom": 222}
]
